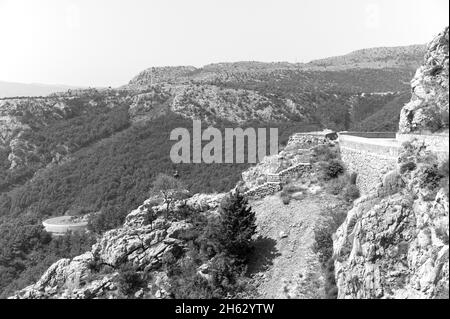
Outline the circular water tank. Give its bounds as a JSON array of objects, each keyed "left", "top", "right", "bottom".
[{"left": 42, "top": 216, "right": 88, "bottom": 236}]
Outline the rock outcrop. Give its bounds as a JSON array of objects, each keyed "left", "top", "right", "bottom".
[
  {"left": 9, "top": 190, "right": 228, "bottom": 299},
  {"left": 399, "top": 27, "right": 449, "bottom": 133},
  {"left": 9, "top": 203, "right": 193, "bottom": 299}
]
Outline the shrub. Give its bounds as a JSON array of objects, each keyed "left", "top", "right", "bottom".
[
  {"left": 313, "top": 224, "right": 335, "bottom": 266},
  {"left": 116, "top": 263, "right": 146, "bottom": 296},
  {"left": 326, "top": 175, "right": 348, "bottom": 195},
  {"left": 421, "top": 165, "right": 442, "bottom": 190},
  {"left": 281, "top": 195, "right": 291, "bottom": 205},
  {"left": 442, "top": 110, "right": 449, "bottom": 129},
  {"left": 312, "top": 205, "right": 349, "bottom": 299},
  {"left": 280, "top": 183, "right": 305, "bottom": 204},
  {"left": 311, "top": 145, "right": 337, "bottom": 163},
  {"left": 324, "top": 258, "right": 338, "bottom": 299},
  {"left": 343, "top": 184, "right": 360, "bottom": 201},
  {"left": 439, "top": 158, "right": 450, "bottom": 178},
  {"left": 321, "top": 159, "right": 345, "bottom": 180},
  {"left": 438, "top": 158, "right": 449, "bottom": 195},
  {"left": 400, "top": 161, "right": 417, "bottom": 174},
  {"left": 167, "top": 253, "right": 251, "bottom": 299},
  {"left": 349, "top": 172, "right": 357, "bottom": 185}
]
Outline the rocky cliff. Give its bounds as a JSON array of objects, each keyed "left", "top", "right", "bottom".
[
  {"left": 334, "top": 27, "right": 449, "bottom": 299},
  {"left": 399, "top": 27, "right": 449, "bottom": 133},
  {"left": 9, "top": 193, "right": 224, "bottom": 299}
]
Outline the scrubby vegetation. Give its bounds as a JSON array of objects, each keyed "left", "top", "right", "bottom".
[
  {"left": 0, "top": 226, "right": 96, "bottom": 298},
  {"left": 312, "top": 204, "right": 350, "bottom": 299},
  {"left": 164, "top": 192, "right": 257, "bottom": 298},
  {"left": 320, "top": 160, "right": 345, "bottom": 180},
  {"left": 116, "top": 263, "right": 148, "bottom": 296},
  {"left": 439, "top": 158, "right": 449, "bottom": 196},
  {"left": 280, "top": 183, "right": 307, "bottom": 205}
]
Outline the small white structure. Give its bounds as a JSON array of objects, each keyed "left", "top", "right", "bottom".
[{"left": 42, "top": 216, "right": 88, "bottom": 236}]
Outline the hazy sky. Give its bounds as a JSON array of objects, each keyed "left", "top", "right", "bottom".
[{"left": 0, "top": 0, "right": 448, "bottom": 87}]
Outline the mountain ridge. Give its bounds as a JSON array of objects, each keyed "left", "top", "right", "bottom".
[{"left": 0, "top": 81, "right": 85, "bottom": 99}]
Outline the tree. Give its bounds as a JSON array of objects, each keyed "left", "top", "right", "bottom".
[
  {"left": 217, "top": 191, "right": 257, "bottom": 262},
  {"left": 151, "top": 173, "right": 186, "bottom": 215}
]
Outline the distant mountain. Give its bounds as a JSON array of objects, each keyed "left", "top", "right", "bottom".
[
  {"left": 0, "top": 81, "right": 84, "bottom": 98},
  {"left": 306, "top": 44, "right": 426, "bottom": 70},
  {"left": 126, "top": 44, "right": 426, "bottom": 87}
]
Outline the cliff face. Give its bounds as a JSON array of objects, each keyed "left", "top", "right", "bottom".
[
  {"left": 334, "top": 27, "right": 449, "bottom": 299},
  {"left": 399, "top": 27, "right": 449, "bottom": 133}
]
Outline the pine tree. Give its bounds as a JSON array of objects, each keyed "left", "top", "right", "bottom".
[{"left": 218, "top": 191, "right": 257, "bottom": 262}]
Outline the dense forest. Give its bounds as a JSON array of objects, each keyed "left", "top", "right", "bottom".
[{"left": 0, "top": 97, "right": 131, "bottom": 193}]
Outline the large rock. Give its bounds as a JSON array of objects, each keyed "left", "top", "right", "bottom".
[{"left": 399, "top": 27, "right": 449, "bottom": 133}]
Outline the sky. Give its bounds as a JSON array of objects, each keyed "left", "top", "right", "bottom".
[{"left": 0, "top": 0, "right": 448, "bottom": 87}]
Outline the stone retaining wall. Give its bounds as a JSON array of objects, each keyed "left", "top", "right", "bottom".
[
  {"left": 244, "top": 182, "right": 281, "bottom": 199},
  {"left": 244, "top": 163, "right": 312, "bottom": 199},
  {"left": 278, "top": 162, "right": 312, "bottom": 181},
  {"left": 339, "top": 135, "right": 400, "bottom": 194},
  {"left": 339, "top": 133, "right": 449, "bottom": 195},
  {"left": 287, "top": 133, "right": 328, "bottom": 148}
]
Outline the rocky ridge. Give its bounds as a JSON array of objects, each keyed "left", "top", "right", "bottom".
[
  {"left": 399, "top": 27, "right": 449, "bottom": 133},
  {"left": 127, "top": 45, "right": 426, "bottom": 87},
  {"left": 10, "top": 192, "right": 225, "bottom": 299}
]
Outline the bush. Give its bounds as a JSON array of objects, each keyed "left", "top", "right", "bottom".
[
  {"left": 167, "top": 253, "right": 251, "bottom": 299},
  {"left": 421, "top": 165, "right": 442, "bottom": 190},
  {"left": 311, "top": 145, "right": 337, "bottom": 163},
  {"left": 313, "top": 224, "right": 335, "bottom": 266},
  {"left": 438, "top": 158, "right": 449, "bottom": 195},
  {"left": 321, "top": 159, "right": 345, "bottom": 180},
  {"left": 349, "top": 172, "right": 357, "bottom": 185},
  {"left": 312, "top": 205, "right": 349, "bottom": 299},
  {"left": 324, "top": 258, "right": 338, "bottom": 299},
  {"left": 439, "top": 158, "right": 449, "bottom": 176},
  {"left": 325, "top": 174, "right": 359, "bottom": 201},
  {"left": 326, "top": 175, "right": 348, "bottom": 195},
  {"left": 116, "top": 263, "right": 146, "bottom": 296},
  {"left": 280, "top": 183, "right": 305, "bottom": 204},
  {"left": 343, "top": 184, "right": 360, "bottom": 201},
  {"left": 281, "top": 195, "right": 291, "bottom": 205},
  {"left": 400, "top": 161, "right": 417, "bottom": 174}
]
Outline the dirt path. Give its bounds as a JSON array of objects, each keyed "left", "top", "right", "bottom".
[{"left": 248, "top": 192, "right": 337, "bottom": 299}]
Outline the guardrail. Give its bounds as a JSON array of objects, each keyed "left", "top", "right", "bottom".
[{"left": 339, "top": 132, "right": 397, "bottom": 139}]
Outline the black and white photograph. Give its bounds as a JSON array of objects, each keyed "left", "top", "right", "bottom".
[{"left": 0, "top": 0, "right": 448, "bottom": 310}]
